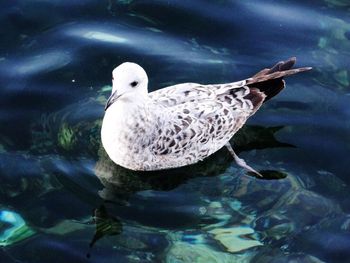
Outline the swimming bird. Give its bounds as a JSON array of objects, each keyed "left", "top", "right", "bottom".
[{"left": 101, "top": 58, "right": 311, "bottom": 176}]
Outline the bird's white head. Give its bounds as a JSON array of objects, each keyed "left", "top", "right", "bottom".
[{"left": 105, "top": 62, "right": 148, "bottom": 111}]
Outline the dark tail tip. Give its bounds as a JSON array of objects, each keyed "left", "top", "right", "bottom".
[
  {"left": 268, "top": 57, "right": 296, "bottom": 74},
  {"left": 247, "top": 57, "right": 308, "bottom": 102},
  {"left": 251, "top": 79, "right": 285, "bottom": 102}
]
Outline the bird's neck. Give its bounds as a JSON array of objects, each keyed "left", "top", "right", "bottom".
[
  {"left": 104, "top": 93, "right": 149, "bottom": 124},
  {"left": 102, "top": 95, "right": 148, "bottom": 140},
  {"left": 101, "top": 94, "right": 151, "bottom": 165}
]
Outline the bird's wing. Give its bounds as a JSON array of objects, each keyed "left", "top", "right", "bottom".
[
  {"left": 148, "top": 57, "right": 311, "bottom": 163},
  {"left": 149, "top": 57, "right": 311, "bottom": 109},
  {"left": 149, "top": 80, "right": 249, "bottom": 107},
  {"left": 149, "top": 82, "right": 256, "bottom": 160}
]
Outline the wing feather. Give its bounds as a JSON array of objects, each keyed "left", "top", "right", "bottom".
[
  {"left": 149, "top": 82, "right": 256, "bottom": 164},
  {"left": 147, "top": 57, "right": 311, "bottom": 168}
]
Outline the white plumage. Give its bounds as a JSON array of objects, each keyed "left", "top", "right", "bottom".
[{"left": 101, "top": 58, "right": 311, "bottom": 174}]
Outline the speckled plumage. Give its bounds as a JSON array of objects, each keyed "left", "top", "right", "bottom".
[{"left": 101, "top": 58, "right": 311, "bottom": 171}]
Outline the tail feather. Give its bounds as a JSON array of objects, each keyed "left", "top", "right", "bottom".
[{"left": 246, "top": 57, "right": 311, "bottom": 102}]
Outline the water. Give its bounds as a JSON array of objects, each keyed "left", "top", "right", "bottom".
[{"left": 1, "top": 0, "right": 350, "bottom": 262}]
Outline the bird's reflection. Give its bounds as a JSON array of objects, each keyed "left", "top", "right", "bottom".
[
  {"left": 87, "top": 125, "right": 292, "bottom": 254},
  {"left": 96, "top": 125, "right": 292, "bottom": 199},
  {"left": 86, "top": 204, "right": 122, "bottom": 258}
]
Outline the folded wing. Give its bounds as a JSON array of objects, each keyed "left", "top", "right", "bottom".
[{"left": 147, "top": 58, "right": 311, "bottom": 168}]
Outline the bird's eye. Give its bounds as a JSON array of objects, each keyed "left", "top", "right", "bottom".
[{"left": 130, "top": 81, "right": 138, "bottom": 87}]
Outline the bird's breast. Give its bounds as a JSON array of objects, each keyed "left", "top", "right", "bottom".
[{"left": 101, "top": 102, "right": 156, "bottom": 169}]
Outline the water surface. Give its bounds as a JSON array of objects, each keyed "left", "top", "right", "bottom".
[{"left": 1, "top": 0, "right": 350, "bottom": 262}]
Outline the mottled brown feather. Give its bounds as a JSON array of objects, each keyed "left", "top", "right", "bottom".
[{"left": 246, "top": 57, "right": 311, "bottom": 106}]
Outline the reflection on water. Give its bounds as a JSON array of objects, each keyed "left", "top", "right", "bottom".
[
  {"left": 1, "top": 0, "right": 350, "bottom": 262},
  {"left": 65, "top": 23, "right": 230, "bottom": 65},
  {"left": 0, "top": 210, "right": 35, "bottom": 247},
  {"left": 0, "top": 51, "right": 72, "bottom": 77}
]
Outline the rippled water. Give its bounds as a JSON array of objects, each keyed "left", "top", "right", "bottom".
[{"left": 1, "top": 0, "right": 350, "bottom": 262}]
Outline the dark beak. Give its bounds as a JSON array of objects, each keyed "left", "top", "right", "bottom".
[{"left": 105, "top": 91, "right": 120, "bottom": 111}]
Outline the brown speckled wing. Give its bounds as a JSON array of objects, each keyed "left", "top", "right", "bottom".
[
  {"left": 149, "top": 82, "right": 256, "bottom": 164},
  {"left": 147, "top": 57, "right": 311, "bottom": 168}
]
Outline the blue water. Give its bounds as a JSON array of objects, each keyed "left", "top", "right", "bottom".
[{"left": 1, "top": 0, "right": 350, "bottom": 262}]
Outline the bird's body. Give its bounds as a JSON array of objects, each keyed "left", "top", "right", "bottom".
[{"left": 101, "top": 58, "right": 311, "bottom": 172}]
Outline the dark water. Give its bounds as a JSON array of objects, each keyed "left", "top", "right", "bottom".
[{"left": 1, "top": 0, "right": 350, "bottom": 262}]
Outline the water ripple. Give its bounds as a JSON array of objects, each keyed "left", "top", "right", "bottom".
[
  {"left": 0, "top": 50, "right": 71, "bottom": 77},
  {"left": 64, "top": 22, "right": 231, "bottom": 64}
]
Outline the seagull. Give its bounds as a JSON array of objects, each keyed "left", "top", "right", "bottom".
[{"left": 101, "top": 58, "right": 311, "bottom": 176}]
